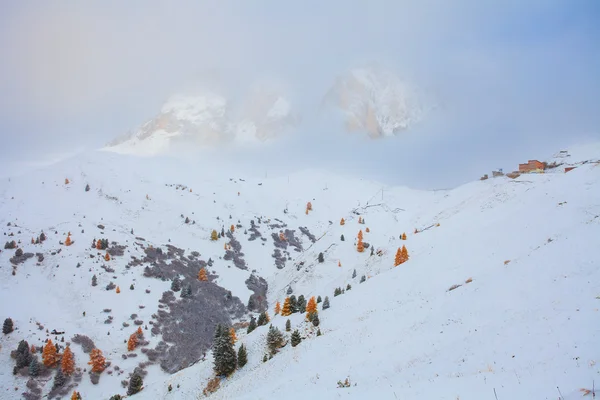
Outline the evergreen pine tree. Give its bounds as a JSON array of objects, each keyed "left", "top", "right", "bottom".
[
  {"left": 285, "top": 319, "right": 291, "bottom": 332},
  {"left": 317, "top": 329, "right": 322, "bottom": 336},
  {"left": 262, "top": 354, "right": 267, "bottom": 363},
  {"left": 237, "top": 344, "right": 247, "bottom": 368},
  {"left": 346, "top": 284, "right": 352, "bottom": 291},
  {"left": 91, "top": 275, "right": 97, "bottom": 287},
  {"left": 16, "top": 342, "right": 31, "bottom": 369},
  {"left": 171, "top": 276, "right": 181, "bottom": 292},
  {"left": 52, "top": 369, "right": 66, "bottom": 390},
  {"left": 370, "top": 246, "right": 374, "bottom": 256},
  {"left": 297, "top": 295, "right": 306, "bottom": 313},
  {"left": 257, "top": 311, "right": 268, "bottom": 326},
  {"left": 3, "top": 318, "right": 14, "bottom": 334},
  {"left": 317, "top": 252, "right": 324, "bottom": 263},
  {"left": 212, "top": 324, "right": 237, "bottom": 376},
  {"left": 85, "top": 184, "right": 90, "bottom": 192},
  {"left": 127, "top": 374, "right": 143, "bottom": 395},
  {"left": 360, "top": 275, "right": 366, "bottom": 283},
  {"left": 352, "top": 269, "right": 357, "bottom": 278},
  {"left": 289, "top": 295, "right": 298, "bottom": 313},
  {"left": 322, "top": 296, "right": 330, "bottom": 310},
  {"left": 312, "top": 314, "right": 320, "bottom": 327},
  {"left": 317, "top": 295, "right": 322, "bottom": 303},
  {"left": 29, "top": 357, "right": 40, "bottom": 377},
  {"left": 291, "top": 330, "right": 301, "bottom": 347},
  {"left": 286, "top": 286, "right": 293, "bottom": 295},
  {"left": 266, "top": 325, "right": 284, "bottom": 355},
  {"left": 334, "top": 287, "right": 341, "bottom": 297},
  {"left": 246, "top": 316, "right": 257, "bottom": 334},
  {"left": 221, "top": 227, "right": 225, "bottom": 237}
]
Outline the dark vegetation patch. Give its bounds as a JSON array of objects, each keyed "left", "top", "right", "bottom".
[
  {"left": 246, "top": 274, "right": 268, "bottom": 312},
  {"left": 139, "top": 244, "right": 247, "bottom": 373},
  {"left": 299, "top": 226, "right": 316, "bottom": 243},
  {"left": 223, "top": 231, "right": 247, "bottom": 270}
]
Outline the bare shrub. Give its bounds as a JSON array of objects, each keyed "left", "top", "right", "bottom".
[{"left": 203, "top": 377, "right": 220, "bottom": 396}]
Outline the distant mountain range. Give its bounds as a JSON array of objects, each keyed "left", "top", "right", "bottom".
[{"left": 106, "top": 66, "right": 432, "bottom": 155}]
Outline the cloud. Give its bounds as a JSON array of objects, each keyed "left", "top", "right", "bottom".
[{"left": 0, "top": 1, "right": 598, "bottom": 188}]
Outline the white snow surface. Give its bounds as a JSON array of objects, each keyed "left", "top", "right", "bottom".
[{"left": 0, "top": 144, "right": 599, "bottom": 400}]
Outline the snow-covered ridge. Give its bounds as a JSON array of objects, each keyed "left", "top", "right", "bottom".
[{"left": 1, "top": 143, "right": 599, "bottom": 399}]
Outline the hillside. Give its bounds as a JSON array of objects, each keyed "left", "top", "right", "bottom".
[{"left": 0, "top": 145, "right": 599, "bottom": 400}]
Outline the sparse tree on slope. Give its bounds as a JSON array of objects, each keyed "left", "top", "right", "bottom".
[
  {"left": 213, "top": 324, "right": 237, "bottom": 376},
  {"left": 61, "top": 345, "right": 75, "bottom": 375},
  {"left": 88, "top": 348, "right": 106, "bottom": 373},
  {"left": 291, "top": 330, "right": 301, "bottom": 347},
  {"left": 3, "top": 318, "right": 14, "bottom": 334},
  {"left": 306, "top": 296, "right": 318, "bottom": 321},
  {"left": 322, "top": 296, "right": 330, "bottom": 310},
  {"left": 211, "top": 230, "right": 218, "bottom": 241},
  {"left": 318, "top": 252, "right": 324, "bottom": 263},
  {"left": 340, "top": 218, "right": 345, "bottom": 225},
  {"left": 394, "top": 247, "right": 403, "bottom": 266},
  {"left": 281, "top": 297, "right": 292, "bottom": 316},
  {"left": 285, "top": 319, "right": 291, "bottom": 332},
  {"left": 198, "top": 267, "right": 208, "bottom": 281},
  {"left": 274, "top": 301, "right": 281, "bottom": 315},
  {"left": 127, "top": 373, "right": 143, "bottom": 395},
  {"left": 247, "top": 316, "right": 257, "bottom": 334},
  {"left": 127, "top": 333, "right": 138, "bottom": 351},
  {"left": 42, "top": 339, "right": 59, "bottom": 367},
  {"left": 170, "top": 276, "right": 181, "bottom": 292},
  {"left": 266, "top": 325, "right": 284, "bottom": 355},
  {"left": 229, "top": 327, "right": 237, "bottom": 344},
  {"left": 237, "top": 344, "right": 247, "bottom": 368}
]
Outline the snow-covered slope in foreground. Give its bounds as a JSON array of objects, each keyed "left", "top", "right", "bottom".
[{"left": 0, "top": 144, "right": 599, "bottom": 400}]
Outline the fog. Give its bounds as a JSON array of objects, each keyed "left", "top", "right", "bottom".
[{"left": 0, "top": 1, "right": 599, "bottom": 188}]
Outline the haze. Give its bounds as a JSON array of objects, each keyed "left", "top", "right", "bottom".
[{"left": 0, "top": 0, "right": 599, "bottom": 188}]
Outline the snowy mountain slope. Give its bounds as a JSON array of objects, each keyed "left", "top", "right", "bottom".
[{"left": 0, "top": 144, "right": 599, "bottom": 399}]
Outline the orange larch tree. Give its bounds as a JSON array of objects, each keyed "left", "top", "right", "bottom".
[
  {"left": 65, "top": 235, "right": 72, "bottom": 246},
  {"left": 71, "top": 391, "right": 82, "bottom": 400},
  {"left": 394, "top": 248, "right": 403, "bottom": 266},
  {"left": 306, "top": 201, "right": 312, "bottom": 211},
  {"left": 365, "top": 227, "right": 370, "bottom": 233},
  {"left": 305, "top": 296, "right": 318, "bottom": 320},
  {"left": 88, "top": 348, "right": 106, "bottom": 373},
  {"left": 281, "top": 297, "right": 292, "bottom": 316},
  {"left": 338, "top": 260, "right": 341, "bottom": 267},
  {"left": 30, "top": 344, "right": 37, "bottom": 354},
  {"left": 274, "top": 301, "right": 281, "bottom": 315},
  {"left": 414, "top": 228, "right": 418, "bottom": 234},
  {"left": 127, "top": 333, "right": 138, "bottom": 351},
  {"left": 401, "top": 245, "right": 409, "bottom": 262},
  {"left": 198, "top": 267, "right": 208, "bottom": 281},
  {"left": 116, "top": 286, "right": 121, "bottom": 294},
  {"left": 357, "top": 230, "right": 363, "bottom": 241},
  {"left": 401, "top": 232, "right": 407, "bottom": 240},
  {"left": 229, "top": 327, "right": 237, "bottom": 344},
  {"left": 104, "top": 252, "right": 110, "bottom": 261},
  {"left": 61, "top": 346, "right": 75, "bottom": 375},
  {"left": 230, "top": 224, "right": 235, "bottom": 233},
  {"left": 357, "top": 239, "right": 364, "bottom": 253},
  {"left": 340, "top": 218, "right": 345, "bottom": 225},
  {"left": 358, "top": 216, "right": 362, "bottom": 224},
  {"left": 42, "top": 339, "right": 59, "bottom": 367},
  {"left": 136, "top": 326, "right": 143, "bottom": 337},
  {"left": 65, "top": 178, "right": 70, "bottom": 185}
]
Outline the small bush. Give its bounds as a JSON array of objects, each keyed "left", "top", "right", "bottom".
[{"left": 203, "top": 377, "right": 220, "bottom": 396}]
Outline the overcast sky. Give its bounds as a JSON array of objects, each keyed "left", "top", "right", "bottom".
[{"left": 0, "top": 1, "right": 599, "bottom": 188}]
